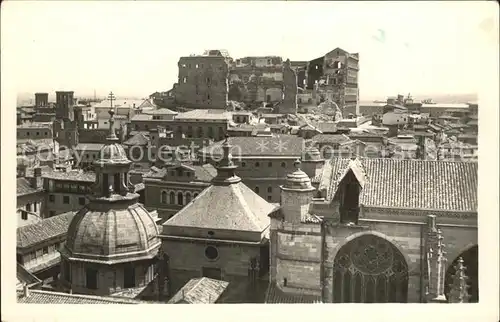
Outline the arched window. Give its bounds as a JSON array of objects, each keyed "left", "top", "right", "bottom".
[
  {"left": 193, "top": 192, "right": 199, "bottom": 198},
  {"left": 281, "top": 162, "right": 286, "bottom": 168},
  {"left": 185, "top": 192, "right": 192, "bottom": 204},
  {"left": 161, "top": 191, "right": 167, "bottom": 204},
  {"left": 169, "top": 192, "right": 175, "bottom": 204},
  {"left": 208, "top": 127, "right": 214, "bottom": 138},
  {"left": 177, "top": 192, "right": 184, "bottom": 205},
  {"left": 332, "top": 234, "right": 408, "bottom": 303},
  {"left": 254, "top": 187, "right": 260, "bottom": 194}
]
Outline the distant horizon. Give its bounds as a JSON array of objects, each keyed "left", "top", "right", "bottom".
[
  {"left": 5, "top": 1, "right": 489, "bottom": 105},
  {"left": 16, "top": 91, "right": 478, "bottom": 106}
]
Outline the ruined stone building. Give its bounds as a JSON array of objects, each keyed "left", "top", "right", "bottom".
[
  {"left": 293, "top": 47, "right": 360, "bottom": 118},
  {"left": 266, "top": 158, "right": 478, "bottom": 303},
  {"left": 227, "top": 56, "right": 284, "bottom": 107},
  {"left": 175, "top": 50, "right": 232, "bottom": 109}
]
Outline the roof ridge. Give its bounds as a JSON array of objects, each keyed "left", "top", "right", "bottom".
[{"left": 230, "top": 184, "right": 263, "bottom": 231}]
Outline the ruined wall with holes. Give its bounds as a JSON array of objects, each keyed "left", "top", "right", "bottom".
[{"left": 175, "top": 56, "right": 229, "bottom": 109}]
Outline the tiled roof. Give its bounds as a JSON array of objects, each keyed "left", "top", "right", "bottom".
[
  {"left": 17, "top": 289, "right": 144, "bottom": 304},
  {"left": 74, "top": 143, "right": 105, "bottom": 151},
  {"left": 17, "top": 178, "right": 42, "bottom": 197},
  {"left": 144, "top": 163, "right": 217, "bottom": 182},
  {"left": 265, "top": 284, "right": 322, "bottom": 303},
  {"left": 175, "top": 109, "right": 232, "bottom": 121},
  {"left": 131, "top": 114, "right": 154, "bottom": 121},
  {"left": 123, "top": 132, "right": 150, "bottom": 146},
  {"left": 168, "top": 277, "right": 229, "bottom": 304},
  {"left": 326, "top": 158, "right": 477, "bottom": 212},
  {"left": 312, "top": 134, "right": 350, "bottom": 144},
  {"left": 164, "top": 181, "right": 277, "bottom": 232},
  {"left": 17, "top": 264, "right": 42, "bottom": 289},
  {"left": 315, "top": 122, "right": 338, "bottom": 133},
  {"left": 146, "top": 108, "right": 178, "bottom": 115},
  {"left": 17, "top": 212, "right": 75, "bottom": 249},
  {"left": 27, "top": 168, "right": 96, "bottom": 182},
  {"left": 199, "top": 136, "right": 304, "bottom": 157}
]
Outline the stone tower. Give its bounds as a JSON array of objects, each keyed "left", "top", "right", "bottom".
[
  {"left": 59, "top": 109, "right": 161, "bottom": 298},
  {"left": 280, "top": 159, "right": 316, "bottom": 224}
]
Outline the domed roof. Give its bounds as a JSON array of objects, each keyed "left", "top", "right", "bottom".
[
  {"left": 63, "top": 203, "right": 160, "bottom": 263},
  {"left": 282, "top": 160, "right": 315, "bottom": 191},
  {"left": 96, "top": 143, "right": 130, "bottom": 165},
  {"left": 303, "top": 146, "right": 323, "bottom": 162}
]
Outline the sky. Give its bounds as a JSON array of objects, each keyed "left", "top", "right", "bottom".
[{"left": 2, "top": 1, "right": 497, "bottom": 101}]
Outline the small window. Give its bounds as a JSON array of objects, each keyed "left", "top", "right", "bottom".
[
  {"left": 195, "top": 64, "right": 199, "bottom": 69},
  {"left": 36, "top": 132, "right": 40, "bottom": 136},
  {"left": 183, "top": 77, "right": 187, "bottom": 83},
  {"left": 268, "top": 162, "right": 272, "bottom": 167},
  {"left": 267, "top": 196, "right": 272, "bottom": 201},
  {"left": 255, "top": 162, "right": 260, "bottom": 167},
  {"left": 42, "top": 246, "right": 48, "bottom": 255},
  {"left": 86, "top": 268, "right": 98, "bottom": 289},
  {"left": 267, "top": 186, "right": 272, "bottom": 193},
  {"left": 78, "top": 197, "right": 85, "bottom": 205},
  {"left": 254, "top": 187, "right": 260, "bottom": 194},
  {"left": 281, "top": 162, "right": 286, "bottom": 168},
  {"left": 63, "top": 196, "right": 70, "bottom": 204},
  {"left": 21, "top": 211, "right": 27, "bottom": 220},
  {"left": 26, "top": 203, "right": 32, "bottom": 212}
]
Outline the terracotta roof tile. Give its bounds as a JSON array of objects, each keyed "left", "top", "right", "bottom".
[
  {"left": 123, "top": 132, "right": 150, "bottom": 146},
  {"left": 326, "top": 158, "right": 477, "bottom": 212},
  {"left": 200, "top": 136, "right": 304, "bottom": 158},
  {"left": 168, "top": 277, "right": 229, "bottom": 304},
  {"left": 16, "top": 178, "right": 42, "bottom": 196},
  {"left": 164, "top": 182, "right": 276, "bottom": 232},
  {"left": 25, "top": 168, "right": 96, "bottom": 183},
  {"left": 265, "top": 284, "right": 322, "bottom": 303},
  {"left": 17, "top": 289, "right": 144, "bottom": 304},
  {"left": 17, "top": 212, "right": 75, "bottom": 249}
]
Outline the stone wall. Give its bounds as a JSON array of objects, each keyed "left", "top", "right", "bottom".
[
  {"left": 280, "top": 59, "right": 298, "bottom": 114},
  {"left": 162, "top": 238, "right": 267, "bottom": 301},
  {"left": 270, "top": 213, "right": 477, "bottom": 303}
]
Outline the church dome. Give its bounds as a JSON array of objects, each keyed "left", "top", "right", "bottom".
[
  {"left": 97, "top": 143, "right": 129, "bottom": 164},
  {"left": 63, "top": 201, "right": 160, "bottom": 263},
  {"left": 282, "top": 160, "right": 314, "bottom": 191},
  {"left": 303, "top": 146, "right": 323, "bottom": 161}
]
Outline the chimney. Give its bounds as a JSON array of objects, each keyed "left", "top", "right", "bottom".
[
  {"left": 23, "top": 283, "right": 30, "bottom": 297},
  {"left": 30, "top": 166, "right": 43, "bottom": 189}
]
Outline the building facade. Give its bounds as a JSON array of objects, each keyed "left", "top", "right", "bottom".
[
  {"left": 175, "top": 50, "right": 232, "bottom": 109},
  {"left": 266, "top": 158, "right": 478, "bottom": 303},
  {"left": 160, "top": 137, "right": 277, "bottom": 303}
]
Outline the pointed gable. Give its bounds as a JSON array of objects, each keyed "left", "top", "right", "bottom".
[{"left": 331, "top": 158, "right": 366, "bottom": 201}]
